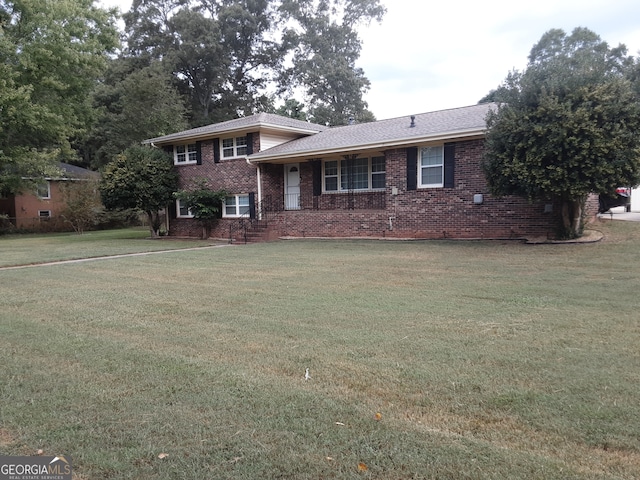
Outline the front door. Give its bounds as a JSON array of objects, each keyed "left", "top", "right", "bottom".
[{"left": 285, "top": 164, "right": 301, "bottom": 210}]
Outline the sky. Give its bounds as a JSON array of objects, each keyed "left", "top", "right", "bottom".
[{"left": 99, "top": 0, "right": 640, "bottom": 120}]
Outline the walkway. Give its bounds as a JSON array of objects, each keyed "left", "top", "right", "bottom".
[{"left": 0, "top": 244, "right": 232, "bottom": 271}]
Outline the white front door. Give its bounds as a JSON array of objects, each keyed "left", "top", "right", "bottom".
[{"left": 285, "top": 164, "right": 301, "bottom": 210}]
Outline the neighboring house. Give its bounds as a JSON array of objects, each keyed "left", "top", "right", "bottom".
[
  {"left": 145, "top": 104, "right": 568, "bottom": 242},
  {"left": 0, "top": 162, "right": 98, "bottom": 231}
]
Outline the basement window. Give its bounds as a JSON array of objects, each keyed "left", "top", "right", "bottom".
[
  {"left": 176, "top": 199, "right": 194, "bottom": 218},
  {"left": 223, "top": 194, "right": 250, "bottom": 217}
]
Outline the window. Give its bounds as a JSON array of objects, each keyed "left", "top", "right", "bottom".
[
  {"left": 324, "top": 161, "right": 339, "bottom": 191},
  {"left": 176, "top": 199, "right": 194, "bottom": 218},
  {"left": 371, "top": 156, "right": 386, "bottom": 189},
  {"left": 419, "top": 146, "right": 443, "bottom": 188},
  {"left": 341, "top": 158, "right": 368, "bottom": 190},
  {"left": 323, "top": 157, "right": 386, "bottom": 192},
  {"left": 175, "top": 144, "right": 198, "bottom": 164},
  {"left": 38, "top": 210, "right": 51, "bottom": 218},
  {"left": 223, "top": 194, "right": 250, "bottom": 217},
  {"left": 36, "top": 182, "right": 51, "bottom": 199},
  {"left": 222, "top": 136, "right": 248, "bottom": 158}
]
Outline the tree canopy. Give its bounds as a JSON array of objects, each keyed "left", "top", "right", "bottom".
[
  {"left": 0, "top": 0, "right": 118, "bottom": 193},
  {"left": 279, "top": 0, "right": 385, "bottom": 125},
  {"left": 2, "top": 0, "right": 384, "bottom": 181},
  {"left": 116, "top": 0, "right": 384, "bottom": 128},
  {"left": 483, "top": 27, "right": 640, "bottom": 239},
  {"left": 83, "top": 59, "right": 189, "bottom": 169},
  {"left": 100, "top": 146, "right": 178, "bottom": 237}
]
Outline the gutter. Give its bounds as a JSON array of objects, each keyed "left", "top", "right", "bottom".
[{"left": 246, "top": 129, "right": 486, "bottom": 164}]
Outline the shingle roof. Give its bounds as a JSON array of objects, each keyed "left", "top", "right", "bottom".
[
  {"left": 248, "top": 103, "right": 495, "bottom": 162},
  {"left": 57, "top": 162, "right": 99, "bottom": 179},
  {"left": 144, "top": 113, "right": 329, "bottom": 145}
]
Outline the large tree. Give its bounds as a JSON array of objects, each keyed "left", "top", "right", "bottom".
[
  {"left": 279, "top": 0, "right": 384, "bottom": 126},
  {"left": 123, "top": 0, "right": 283, "bottom": 125},
  {"left": 83, "top": 59, "right": 189, "bottom": 169},
  {"left": 0, "top": 0, "right": 118, "bottom": 194},
  {"left": 119, "top": 0, "right": 384, "bottom": 128},
  {"left": 100, "top": 146, "right": 178, "bottom": 237},
  {"left": 483, "top": 28, "right": 640, "bottom": 239}
]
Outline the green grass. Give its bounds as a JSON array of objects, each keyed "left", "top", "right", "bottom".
[
  {"left": 1, "top": 220, "right": 639, "bottom": 479},
  {"left": 0, "top": 227, "right": 221, "bottom": 267}
]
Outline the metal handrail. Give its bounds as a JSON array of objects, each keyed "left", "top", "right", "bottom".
[{"left": 228, "top": 195, "right": 273, "bottom": 243}]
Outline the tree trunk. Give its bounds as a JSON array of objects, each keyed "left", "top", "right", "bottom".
[
  {"left": 559, "top": 197, "right": 585, "bottom": 239},
  {"left": 146, "top": 210, "right": 161, "bottom": 238}
]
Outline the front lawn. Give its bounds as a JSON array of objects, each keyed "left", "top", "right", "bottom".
[{"left": 1, "top": 220, "right": 639, "bottom": 478}]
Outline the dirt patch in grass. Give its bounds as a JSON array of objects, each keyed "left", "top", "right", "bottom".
[{"left": 0, "top": 428, "right": 15, "bottom": 447}]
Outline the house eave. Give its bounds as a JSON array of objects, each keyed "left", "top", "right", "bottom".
[
  {"left": 143, "top": 122, "right": 325, "bottom": 146},
  {"left": 247, "top": 129, "right": 486, "bottom": 164}
]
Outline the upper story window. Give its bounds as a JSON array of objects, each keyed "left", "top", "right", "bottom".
[
  {"left": 323, "top": 157, "right": 386, "bottom": 192},
  {"left": 222, "top": 136, "right": 248, "bottom": 158},
  {"left": 175, "top": 144, "right": 198, "bottom": 165},
  {"left": 419, "top": 146, "right": 444, "bottom": 188},
  {"left": 36, "top": 182, "right": 51, "bottom": 199}
]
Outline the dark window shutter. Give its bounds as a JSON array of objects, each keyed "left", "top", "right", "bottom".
[
  {"left": 249, "top": 192, "right": 256, "bottom": 219},
  {"left": 196, "top": 141, "right": 202, "bottom": 165},
  {"left": 444, "top": 143, "right": 455, "bottom": 188},
  {"left": 311, "top": 160, "right": 322, "bottom": 196},
  {"left": 163, "top": 145, "right": 174, "bottom": 157},
  {"left": 213, "top": 138, "right": 220, "bottom": 163},
  {"left": 406, "top": 147, "right": 417, "bottom": 191},
  {"left": 246, "top": 133, "right": 254, "bottom": 155},
  {"left": 169, "top": 200, "right": 177, "bottom": 219}
]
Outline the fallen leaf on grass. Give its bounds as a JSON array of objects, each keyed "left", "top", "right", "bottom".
[
  {"left": 357, "top": 462, "right": 368, "bottom": 472},
  {"left": 335, "top": 422, "right": 345, "bottom": 426},
  {"left": 374, "top": 412, "right": 382, "bottom": 421},
  {"left": 158, "top": 453, "right": 168, "bottom": 459},
  {"left": 36, "top": 449, "right": 44, "bottom": 455},
  {"left": 326, "top": 456, "right": 334, "bottom": 461}
]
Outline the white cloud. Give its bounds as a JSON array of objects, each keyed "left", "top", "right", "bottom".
[{"left": 358, "top": 0, "right": 640, "bottom": 118}]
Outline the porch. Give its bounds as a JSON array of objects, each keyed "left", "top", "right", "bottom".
[{"left": 273, "top": 191, "right": 386, "bottom": 212}]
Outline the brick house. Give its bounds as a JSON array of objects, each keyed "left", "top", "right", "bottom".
[
  {"left": 146, "top": 103, "right": 561, "bottom": 241},
  {"left": 0, "top": 163, "right": 99, "bottom": 231}
]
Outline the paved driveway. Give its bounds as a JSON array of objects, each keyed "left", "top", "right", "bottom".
[{"left": 598, "top": 207, "right": 640, "bottom": 221}]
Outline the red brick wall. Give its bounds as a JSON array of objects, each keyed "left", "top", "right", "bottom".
[
  {"left": 4, "top": 182, "right": 66, "bottom": 229},
  {"left": 380, "top": 139, "right": 557, "bottom": 239},
  {"left": 171, "top": 137, "right": 598, "bottom": 241},
  {"left": 266, "top": 139, "right": 562, "bottom": 240},
  {"left": 169, "top": 137, "right": 260, "bottom": 238}
]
